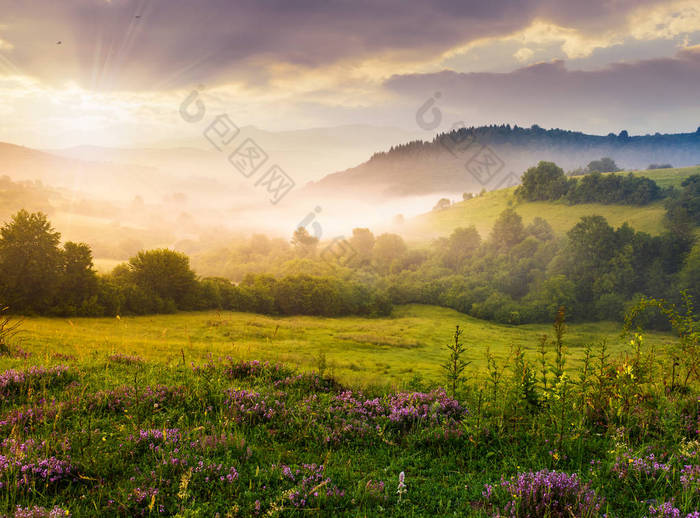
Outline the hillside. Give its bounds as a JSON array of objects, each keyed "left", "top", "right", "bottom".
[
  {"left": 403, "top": 165, "right": 700, "bottom": 241},
  {"left": 308, "top": 125, "right": 700, "bottom": 199}
]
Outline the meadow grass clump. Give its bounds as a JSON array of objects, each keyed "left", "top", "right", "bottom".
[
  {"left": 272, "top": 371, "right": 339, "bottom": 393},
  {"left": 84, "top": 384, "right": 185, "bottom": 414},
  {"left": 647, "top": 501, "right": 700, "bottom": 517},
  {"left": 223, "top": 358, "right": 292, "bottom": 382},
  {"left": 0, "top": 365, "right": 71, "bottom": 399},
  {"left": 10, "top": 505, "right": 71, "bottom": 517},
  {"left": 483, "top": 469, "right": 604, "bottom": 518},
  {"left": 223, "top": 388, "right": 285, "bottom": 424},
  {"left": 0, "top": 437, "right": 75, "bottom": 494},
  {"left": 107, "top": 353, "right": 144, "bottom": 365},
  {"left": 0, "top": 400, "right": 65, "bottom": 433},
  {"left": 294, "top": 388, "right": 467, "bottom": 445}
]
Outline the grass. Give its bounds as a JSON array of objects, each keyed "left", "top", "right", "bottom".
[
  {"left": 405, "top": 165, "right": 699, "bottom": 242},
  {"left": 0, "top": 320, "right": 697, "bottom": 517},
  {"left": 13, "top": 304, "right": 676, "bottom": 389},
  {"left": 635, "top": 165, "right": 700, "bottom": 189}
]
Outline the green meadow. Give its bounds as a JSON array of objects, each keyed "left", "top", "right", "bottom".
[
  {"left": 405, "top": 165, "right": 700, "bottom": 242},
  {"left": 14, "top": 304, "right": 675, "bottom": 388}
]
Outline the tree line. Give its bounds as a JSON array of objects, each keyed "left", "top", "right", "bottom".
[
  {"left": 0, "top": 210, "right": 390, "bottom": 317},
  {"left": 371, "top": 124, "right": 700, "bottom": 161},
  {"left": 196, "top": 197, "right": 699, "bottom": 328},
  {"left": 2, "top": 164, "right": 699, "bottom": 326},
  {"left": 516, "top": 161, "right": 667, "bottom": 205}
]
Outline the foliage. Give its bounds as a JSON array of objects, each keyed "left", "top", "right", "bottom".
[
  {"left": 516, "top": 161, "right": 571, "bottom": 201},
  {"left": 0, "top": 179, "right": 698, "bottom": 326},
  {"left": 442, "top": 325, "right": 470, "bottom": 397},
  {"left": 127, "top": 249, "right": 197, "bottom": 309},
  {"left": 624, "top": 291, "right": 699, "bottom": 389},
  {"left": 586, "top": 157, "right": 620, "bottom": 173},
  {"left": 0, "top": 306, "right": 22, "bottom": 356},
  {"left": 0, "top": 210, "right": 62, "bottom": 312}
]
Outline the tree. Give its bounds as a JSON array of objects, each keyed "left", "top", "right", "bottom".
[
  {"left": 443, "top": 226, "right": 481, "bottom": 269},
  {"left": 0, "top": 210, "right": 62, "bottom": 312},
  {"left": 526, "top": 217, "right": 554, "bottom": 241},
  {"left": 586, "top": 157, "right": 620, "bottom": 173},
  {"left": 560, "top": 215, "right": 617, "bottom": 311},
  {"left": 516, "top": 161, "right": 569, "bottom": 201},
  {"left": 680, "top": 241, "right": 700, "bottom": 301},
  {"left": 372, "top": 233, "right": 407, "bottom": 274},
  {"left": 433, "top": 198, "right": 451, "bottom": 211},
  {"left": 491, "top": 208, "right": 524, "bottom": 249},
  {"left": 348, "top": 228, "right": 375, "bottom": 266},
  {"left": 60, "top": 242, "right": 98, "bottom": 312},
  {"left": 678, "top": 175, "right": 700, "bottom": 224},
  {"left": 291, "top": 227, "right": 319, "bottom": 257},
  {"left": 248, "top": 234, "right": 272, "bottom": 255},
  {"left": 566, "top": 215, "right": 617, "bottom": 266},
  {"left": 128, "top": 249, "right": 197, "bottom": 308}
]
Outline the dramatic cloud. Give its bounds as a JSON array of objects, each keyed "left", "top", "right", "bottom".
[
  {"left": 0, "top": 0, "right": 699, "bottom": 146},
  {"left": 0, "top": 0, "right": 679, "bottom": 91},
  {"left": 385, "top": 47, "right": 700, "bottom": 134}
]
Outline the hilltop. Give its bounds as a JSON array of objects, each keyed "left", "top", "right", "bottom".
[
  {"left": 403, "top": 166, "right": 700, "bottom": 241},
  {"left": 308, "top": 125, "right": 700, "bottom": 199}
]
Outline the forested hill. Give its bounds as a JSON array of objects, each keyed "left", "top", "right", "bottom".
[{"left": 307, "top": 125, "right": 700, "bottom": 198}]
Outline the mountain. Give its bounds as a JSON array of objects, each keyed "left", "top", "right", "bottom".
[
  {"left": 0, "top": 141, "right": 175, "bottom": 201},
  {"left": 48, "top": 124, "right": 424, "bottom": 185},
  {"left": 307, "top": 125, "right": 700, "bottom": 198}
]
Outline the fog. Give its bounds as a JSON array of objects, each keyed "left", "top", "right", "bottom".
[{"left": 0, "top": 133, "right": 458, "bottom": 273}]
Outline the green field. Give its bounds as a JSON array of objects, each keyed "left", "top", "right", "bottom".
[
  {"left": 14, "top": 304, "right": 675, "bottom": 388},
  {"left": 1, "top": 304, "right": 697, "bottom": 517},
  {"left": 405, "top": 165, "right": 699, "bottom": 242},
  {"left": 636, "top": 165, "right": 700, "bottom": 188}
]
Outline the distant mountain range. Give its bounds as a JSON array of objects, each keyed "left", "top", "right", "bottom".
[
  {"left": 2, "top": 124, "right": 419, "bottom": 202},
  {"left": 46, "top": 124, "right": 423, "bottom": 186},
  {"left": 2, "top": 124, "right": 700, "bottom": 246},
  {"left": 307, "top": 125, "right": 700, "bottom": 198}
]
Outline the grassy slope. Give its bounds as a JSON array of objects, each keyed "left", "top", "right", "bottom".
[
  {"left": 404, "top": 165, "right": 700, "bottom": 242},
  {"left": 17, "top": 305, "right": 675, "bottom": 389},
  {"left": 638, "top": 165, "right": 700, "bottom": 188}
]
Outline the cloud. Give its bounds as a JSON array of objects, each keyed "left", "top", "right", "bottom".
[
  {"left": 0, "top": 0, "right": 681, "bottom": 92},
  {"left": 384, "top": 47, "right": 700, "bottom": 134},
  {"left": 1, "top": 0, "right": 699, "bottom": 143},
  {"left": 629, "top": 0, "right": 700, "bottom": 40},
  {"left": 514, "top": 48, "right": 535, "bottom": 62}
]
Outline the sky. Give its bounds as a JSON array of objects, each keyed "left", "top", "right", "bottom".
[{"left": 1, "top": 0, "right": 700, "bottom": 149}]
